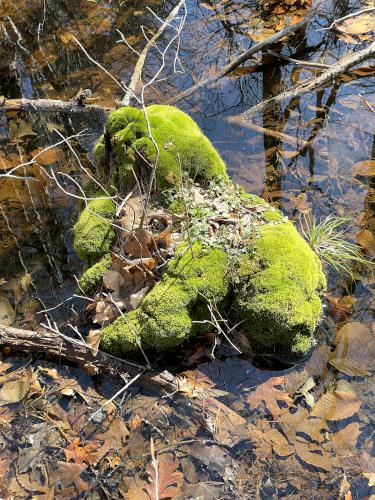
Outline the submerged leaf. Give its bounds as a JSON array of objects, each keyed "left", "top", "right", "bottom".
[
  {"left": 247, "top": 376, "right": 292, "bottom": 418},
  {"left": 145, "top": 453, "right": 183, "bottom": 500},
  {"left": 0, "top": 379, "right": 30, "bottom": 403},
  {"left": 311, "top": 388, "right": 361, "bottom": 421}
]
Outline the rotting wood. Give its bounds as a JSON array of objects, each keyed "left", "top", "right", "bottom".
[
  {"left": 0, "top": 324, "right": 176, "bottom": 393},
  {"left": 168, "top": 12, "right": 314, "bottom": 104},
  {"left": 230, "top": 41, "right": 375, "bottom": 121}
]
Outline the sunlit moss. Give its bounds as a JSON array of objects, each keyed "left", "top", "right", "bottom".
[
  {"left": 95, "top": 104, "right": 228, "bottom": 191},
  {"left": 72, "top": 196, "right": 116, "bottom": 267},
  {"left": 100, "top": 243, "right": 229, "bottom": 355},
  {"left": 235, "top": 221, "right": 326, "bottom": 356},
  {"left": 78, "top": 253, "right": 112, "bottom": 295}
]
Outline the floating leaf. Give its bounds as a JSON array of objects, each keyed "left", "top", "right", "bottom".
[
  {"left": 331, "top": 422, "right": 360, "bottom": 456},
  {"left": 265, "top": 428, "right": 295, "bottom": 457},
  {"left": 295, "top": 441, "right": 332, "bottom": 471},
  {"left": 338, "top": 12, "right": 375, "bottom": 35},
  {"left": 311, "top": 387, "right": 361, "bottom": 421},
  {"left": 352, "top": 160, "right": 375, "bottom": 176},
  {"left": 247, "top": 376, "right": 292, "bottom": 418}
]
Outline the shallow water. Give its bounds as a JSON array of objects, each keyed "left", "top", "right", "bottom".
[{"left": 0, "top": 0, "right": 374, "bottom": 497}]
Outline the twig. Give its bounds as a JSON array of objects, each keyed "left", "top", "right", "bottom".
[{"left": 320, "top": 7, "right": 375, "bottom": 31}]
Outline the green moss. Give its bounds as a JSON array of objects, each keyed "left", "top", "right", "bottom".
[
  {"left": 100, "top": 243, "right": 229, "bottom": 355},
  {"left": 235, "top": 221, "right": 326, "bottom": 357},
  {"left": 95, "top": 105, "right": 228, "bottom": 192},
  {"left": 78, "top": 254, "right": 112, "bottom": 295},
  {"left": 73, "top": 195, "right": 116, "bottom": 266},
  {"left": 99, "top": 310, "right": 142, "bottom": 356}
]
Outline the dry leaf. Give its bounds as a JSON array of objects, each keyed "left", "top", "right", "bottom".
[
  {"left": 0, "top": 297, "right": 15, "bottom": 326},
  {"left": 31, "top": 147, "right": 64, "bottom": 165},
  {"left": 0, "top": 379, "right": 30, "bottom": 403},
  {"left": 311, "top": 387, "right": 361, "bottom": 421},
  {"left": 103, "top": 270, "right": 125, "bottom": 291},
  {"left": 123, "top": 229, "right": 153, "bottom": 258},
  {"left": 87, "top": 329, "right": 101, "bottom": 356},
  {"left": 247, "top": 376, "right": 292, "bottom": 418},
  {"left": 338, "top": 12, "right": 375, "bottom": 35},
  {"left": 64, "top": 437, "right": 101, "bottom": 466},
  {"left": 352, "top": 160, "right": 375, "bottom": 176},
  {"left": 265, "top": 428, "right": 295, "bottom": 457},
  {"left": 145, "top": 453, "right": 183, "bottom": 500},
  {"left": 295, "top": 441, "right": 332, "bottom": 472},
  {"left": 331, "top": 422, "right": 360, "bottom": 456}
]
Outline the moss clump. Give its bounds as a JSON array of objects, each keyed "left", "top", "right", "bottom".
[
  {"left": 100, "top": 243, "right": 229, "bottom": 356},
  {"left": 235, "top": 221, "right": 326, "bottom": 356},
  {"left": 73, "top": 196, "right": 116, "bottom": 267},
  {"left": 78, "top": 254, "right": 112, "bottom": 295},
  {"left": 94, "top": 105, "right": 228, "bottom": 191}
]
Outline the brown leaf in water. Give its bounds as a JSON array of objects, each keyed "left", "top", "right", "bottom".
[
  {"left": 95, "top": 417, "right": 129, "bottom": 459},
  {"left": 31, "top": 147, "right": 64, "bottom": 165},
  {"left": 311, "top": 386, "right": 361, "bottom": 421},
  {"left": 64, "top": 437, "right": 101, "bottom": 465},
  {"left": 329, "top": 321, "right": 375, "bottom": 376},
  {"left": 352, "top": 160, "right": 375, "bottom": 176},
  {"left": 265, "top": 428, "right": 295, "bottom": 457},
  {"left": 338, "top": 12, "right": 375, "bottom": 35},
  {"left": 0, "top": 379, "right": 30, "bottom": 403},
  {"left": 331, "top": 422, "right": 360, "bottom": 456},
  {"left": 279, "top": 407, "right": 328, "bottom": 444},
  {"left": 120, "top": 476, "right": 149, "bottom": 500},
  {"left": 247, "top": 376, "right": 292, "bottom": 418},
  {"left": 295, "top": 441, "right": 332, "bottom": 472},
  {"left": 50, "top": 461, "right": 88, "bottom": 491},
  {"left": 145, "top": 453, "right": 183, "bottom": 500},
  {"left": 357, "top": 229, "right": 375, "bottom": 256}
]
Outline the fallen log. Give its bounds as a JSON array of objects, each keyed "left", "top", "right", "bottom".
[
  {"left": 169, "top": 13, "right": 313, "bottom": 104},
  {"left": 0, "top": 96, "right": 114, "bottom": 115},
  {"left": 230, "top": 41, "right": 375, "bottom": 121},
  {"left": 0, "top": 324, "right": 176, "bottom": 393}
]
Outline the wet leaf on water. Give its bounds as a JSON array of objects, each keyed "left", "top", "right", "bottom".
[
  {"left": 338, "top": 12, "right": 375, "bottom": 35},
  {"left": 0, "top": 379, "right": 30, "bottom": 403},
  {"left": 329, "top": 321, "right": 375, "bottom": 376},
  {"left": 363, "top": 472, "right": 375, "bottom": 487},
  {"left": 31, "top": 147, "right": 64, "bottom": 165},
  {"left": 352, "top": 160, "right": 375, "bottom": 176},
  {"left": 295, "top": 441, "right": 332, "bottom": 472},
  {"left": 145, "top": 453, "right": 183, "bottom": 500},
  {"left": 64, "top": 437, "right": 101, "bottom": 465},
  {"left": 247, "top": 376, "right": 292, "bottom": 418},
  {"left": 331, "top": 422, "right": 360, "bottom": 456},
  {"left": 95, "top": 417, "right": 129, "bottom": 459},
  {"left": 279, "top": 407, "right": 328, "bottom": 444},
  {"left": 265, "top": 428, "right": 295, "bottom": 457},
  {"left": 187, "top": 443, "right": 229, "bottom": 473},
  {"left": 357, "top": 229, "right": 375, "bottom": 256},
  {"left": 334, "top": 453, "right": 375, "bottom": 474},
  {"left": 310, "top": 386, "right": 361, "bottom": 421}
]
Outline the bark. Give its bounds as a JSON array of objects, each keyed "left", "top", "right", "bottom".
[
  {"left": 0, "top": 96, "right": 113, "bottom": 116},
  {"left": 0, "top": 324, "right": 176, "bottom": 393}
]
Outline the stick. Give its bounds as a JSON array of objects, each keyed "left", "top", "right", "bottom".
[
  {"left": 169, "top": 13, "right": 313, "bottom": 104},
  {"left": 230, "top": 120, "right": 309, "bottom": 147},
  {"left": 230, "top": 41, "right": 375, "bottom": 121},
  {"left": 0, "top": 96, "right": 113, "bottom": 114},
  {"left": 0, "top": 324, "right": 176, "bottom": 393},
  {"left": 120, "top": 0, "right": 186, "bottom": 105}
]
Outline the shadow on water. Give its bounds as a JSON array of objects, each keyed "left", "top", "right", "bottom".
[{"left": 0, "top": 0, "right": 374, "bottom": 497}]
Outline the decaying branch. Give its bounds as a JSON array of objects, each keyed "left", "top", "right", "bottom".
[
  {"left": 0, "top": 95, "right": 111, "bottom": 115},
  {"left": 0, "top": 324, "right": 176, "bottom": 393},
  {"left": 230, "top": 41, "right": 375, "bottom": 121},
  {"left": 169, "top": 12, "right": 313, "bottom": 104}
]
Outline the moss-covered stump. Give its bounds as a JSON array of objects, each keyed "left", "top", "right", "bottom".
[
  {"left": 94, "top": 104, "right": 228, "bottom": 191},
  {"left": 235, "top": 221, "right": 326, "bottom": 356},
  {"left": 72, "top": 104, "right": 327, "bottom": 359},
  {"left": 73, "top": 197, "right": 116, "bottom": 267},
  {"left": 100, "top": 243, "right": 229, "bottom": 356}
]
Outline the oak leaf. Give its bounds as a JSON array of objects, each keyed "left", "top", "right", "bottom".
[
  {"left": 247, "top": 376, "right": 292, "bottom": 418},
  {"left": 145, "top": 453, "right": 183, "bottom": 500},
  {"left": 64, "top": 437, "right": 101, "bottom": 465}
]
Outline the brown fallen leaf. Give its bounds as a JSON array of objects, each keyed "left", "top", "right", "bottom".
[
  {"left": 95, "top": 417, "right": 130, "bottom": 460},
  {"left": 64, "top": 437, "right": 101, "bottom": 465},
  {"left": 247, "top": 376, "right": 292, "bottom": 418},
  {"left": 329, "top": 321, "right": 375, "bottom": 376},
  {"left": 145, "top": 453, "right": 183, "bottom": 500},
  {"left": 120, "top": 476, "right": 149, "bottom": 500},
  {"left": 0, "top": 379, "right": 30, "bottom": 403},
  {"left": 93, "top": 299, "right": 118, "bottom": 325},
  {"left": 352, "top": 159, "right": 375, "bottom": 176},
  {"left": 311, "top": 385, "right": 361, "bottom": 421},
  {"left": 331, "top": 422, "right": 360, "bottom": 456},
  {"left": 279, "top": 406, "right": 328, "bottom": 444},
  {"left": 295, "top": 441, "right": 332, "bottom": 472},
  {"left": 265, "top": 428, "right": 295, "bottom": 457},
  {"left": 50, "top": 461, "right": 88, "bottom": 492},
  {"left": 123, "top": 229, "right": 153, "bottom": 258},
  {"left": 103, "top": 270, "right": 125, "bottom": 291},
  {"left": 31, "top": 147, "right": 64, "bottom": 165},
  {"left": 87, "top": 329, "right": 101, "bottom": 356}
]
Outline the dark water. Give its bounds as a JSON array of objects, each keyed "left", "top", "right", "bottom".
[{"left": 0, "top": 0, "right": 374, "bottom": 496}]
